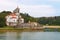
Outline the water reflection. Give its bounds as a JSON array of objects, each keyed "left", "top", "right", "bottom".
[
  {"left": 0, "top": 32, "right": 60, "bottom": 40},
  {"left": 0, "top": 32, "right": 6, "bottom": 40},
  {"left": 21, "top": 32, "right": 60, "bottom": 40},
  {"left": 6, "top": 32, "right": 17, "bottom": 40}
]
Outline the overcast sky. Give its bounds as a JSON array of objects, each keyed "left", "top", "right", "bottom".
[{"left": 0, "top": 0, "right": 60, "bottom": 17}]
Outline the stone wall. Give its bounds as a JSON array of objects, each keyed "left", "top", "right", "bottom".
[{"left": 16, "top": 23, "right": 43, "bottom": 28}]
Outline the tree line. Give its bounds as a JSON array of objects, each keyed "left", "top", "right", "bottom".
[{"left": 0, "top": 11, "right": 60, "bottom": 27}]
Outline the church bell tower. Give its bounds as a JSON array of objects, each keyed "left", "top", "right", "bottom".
[{"left": 13, "top": 6, "right": 20, "bottom": 15}]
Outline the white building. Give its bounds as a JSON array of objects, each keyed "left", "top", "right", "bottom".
[{"left": 5, "top": 7, "right": 24, "bottom": 26}]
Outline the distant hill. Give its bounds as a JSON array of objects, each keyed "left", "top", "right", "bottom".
[
  {"left": 37, "top": 16, "right": 60, "bottom": 26},
  {"left": 0, "top": 11, "right": 60, "bottom": 27}
]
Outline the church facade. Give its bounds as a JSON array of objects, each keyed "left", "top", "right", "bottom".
[{"left": 5, "top": 7, "right": 24, "bottom": 26}]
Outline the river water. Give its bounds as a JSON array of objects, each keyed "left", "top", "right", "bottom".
[{"left": 0, "top": 32, "right": 60, "bottom": 40}]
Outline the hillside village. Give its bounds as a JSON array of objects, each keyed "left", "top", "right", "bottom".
[{"left": 5, "top": 7, "right": 42, "bottom": 28}]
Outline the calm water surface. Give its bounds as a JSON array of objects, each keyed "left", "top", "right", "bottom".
[{"left": 0, "top": 32, "right": 60, "bottom": 40}]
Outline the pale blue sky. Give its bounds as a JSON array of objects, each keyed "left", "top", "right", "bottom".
[{"left": 0, "top": 0, "right": 60, "bottom": 17}]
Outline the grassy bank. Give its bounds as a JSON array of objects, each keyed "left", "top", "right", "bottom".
[
  {"left": 0, "top": 26, "right": 60, "bottom": 32},
  {"left": 43, "top": 25, "right": 60, "bottom": 28},
  {"left": 0, "top": 26, "right": 44, "bottom": 32},
  {"left": 0, "top": 28, "right": 60, "bottom": 32}
]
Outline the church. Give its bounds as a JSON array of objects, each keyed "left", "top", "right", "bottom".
[
  {"left": 5, "top": 7, "right": 42, "bottom": 28},
  {"left": 5, "top": 7, "right": 24, "bottom": 26}
]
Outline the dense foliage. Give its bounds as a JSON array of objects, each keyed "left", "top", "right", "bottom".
[
  {"left": 20, "top": 13, "right": 36, "bottom": 23},
  {"left": 0, "top": 11, "right": 60, "bottom": 27},
  {"left": 37, "top": 17, "right": 60, "bottom": 25},
  {"left": 0, "top": 11, "right": 11, "bottom": 27}
]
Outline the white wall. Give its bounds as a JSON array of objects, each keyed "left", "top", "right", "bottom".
[{"left": 6, "top": 15, "right": 18, "bottom": 23}]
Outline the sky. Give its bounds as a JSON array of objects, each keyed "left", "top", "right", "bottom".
[{"left": 0, "top": 0, "right": 60, "bottom": 17}]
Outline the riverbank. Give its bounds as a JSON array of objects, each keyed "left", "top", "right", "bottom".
[
  {"left": 0, "top": 26, "right": 60, "bottom": 32},
  {"left": 0, "top": 28, "right": 44, "bottom": 32},
  {"left": 43, "top": 26, "right": 60, "bottom": 28},
  {"left": 0, "top": 28, "right": 60, "bottom": 32}
]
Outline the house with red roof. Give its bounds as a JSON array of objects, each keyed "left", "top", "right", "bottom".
[{"left": 5, "top": 7, "right": 24, "bottom": 26}]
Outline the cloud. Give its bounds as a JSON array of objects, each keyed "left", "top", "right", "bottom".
[
  {"left": 48, "top": 0, "right": 60, "bottom": 2},
  {"left": 20, "top": 5, "right": 56, "bottom": 17},
  {"left": 0, "top": 0, "right": 17, "bottom": 5},
  {"left": 0, "top": 0, "right": 56, "bottom": 17},
  {"left": 0, "top": 0, "right": 18, "bottom": 11}
]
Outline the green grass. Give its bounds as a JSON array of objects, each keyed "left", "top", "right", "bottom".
[{"left": 0, "top": 26, "right": 60, "bottom": 32}]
